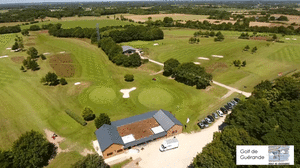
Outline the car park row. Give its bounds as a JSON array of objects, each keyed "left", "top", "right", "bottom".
[{"left": 197, "top": 98, "right": 240, "bottom": 129}]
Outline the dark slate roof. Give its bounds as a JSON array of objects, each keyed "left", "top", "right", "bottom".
[
  {"left": 123, "top": 131, "right": 167, "bottom": 149},
  {"left": 160, "top": 109, "right": 183, "bottom": 127},
  {"left": 153, "top": 110, "right": 175, "bottom": 131},
  {"left": 96, "top": 109, "right": 183, "bottom": 152},
  {"left": 111, "top": 110, "right": 158, "bottom": 127},
  {"left": 122, "top": 46, "right": 136, "bottom": 52},
  {"left": 95, "top": 124, "right": 124, "bottom": 152}
]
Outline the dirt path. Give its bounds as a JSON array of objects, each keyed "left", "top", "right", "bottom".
[
  {"left": 139, "top": 55, "right": 252, "bottom": 97},
  {"left": 150, "top": 70, "right": 164, "bottom": 75}
]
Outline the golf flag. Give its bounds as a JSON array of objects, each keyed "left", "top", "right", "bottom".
[{"left": 186, "top": 118, "right": 190, "bottom": 123}]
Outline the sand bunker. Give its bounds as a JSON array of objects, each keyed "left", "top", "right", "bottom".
[
  {"left": 0, "top": 55, "right": 8, "bottom": 58},
  {"left": 60, "top": 51, "right": 66, "bottom": 54},
  {"left": 198, "top": 57, "right": 210, "bottom": 60},
  {"left": 6, "top": 48, "right": 11, "bottom": 50},
  {"left": 293, "top": 38, "right": 297, "bottom": 40},
  {"left": 211, "top": 55, "right": 224, "bottom": 58},
  {"left": 74, "top": 82, "right": 81, "bottom": 85},
  {"left": 43, "top": 52, "right": 50, "bottom": 55},
  {"left": 120, "top": 87, "right": 136, "bottom": 98},
  {"left": 153, "top": 43, "right": 159, "bottom": 46},
  {"left": 285, "top": 38, "right": 290, "bottom": 40},
  {"left": 194, "top": 62, "right": 201, "bottom": 64}
]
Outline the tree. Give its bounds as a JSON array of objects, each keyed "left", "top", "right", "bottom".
[
  {"left": 163, "top": 17, "right": 174, "bottom": 27},
  {"left": 20, "top": 66, "right": 26, "bottom": 72},
  {"left": 11, "top": 41, "right": 19, "bottom": 50},
  {"left": 196, "top": 38, "right": 200, "bottom": 43},
  {"left": 12, "top": 130, "right": 57, "bottom": 168},
  {"left": 124, "top": 74, "right": 134, "bottom": 82},
  {"left": 252, "top": 46, "right": 257, "bottom": 53},
  {"left": 81, "top": 107, "right": 95, "bottom": 121},
  {"left": 40, "top": 54, "right": 46, "bottom": 60},
  {"left": 29, "top": 60, "right": 39, "bottom": 71},
  {"left": 0, "top": 150, "right": 13, "bottom": 168},
  {"left": 163, "top": 58, "right": 180, "bottom": 77},
  {"left": 244, "top": 45, "right": 250, "bottom": 51},
  {"left": 242, "top": 60, "right": 246, "bottom": 67},
  {"left": 60, "top": 78, "right": 67, "bottom": 85},
  {"left": 27, "top": 47, "right": 38, "bottom": 59},
  {"left": 233, "top": 60, "right": 241, "bottom": 67},
  {"left": 128, "top": 53, "right": 141, "bottom": 67},
  {"left": 72, "top": 154, "right": 109, "bottom": 168},
  {"left": 21, "top": 29, "right": 29, "bottom": 36},
  {"left": 15, "top": 35, "right": 24, "bottom": 51},
  {"left": 44, "top": 72, "right": 59, "bottom": 86},
  {"left": 95, "top": 113, "right": 111, "bottom": 129},
  {"left": 209, "top": 31, "right": 215, "bottom": 37}
]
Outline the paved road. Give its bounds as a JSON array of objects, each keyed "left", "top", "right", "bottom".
[
  {"left": 106, "top": 112, "right": 231, "bottom": 168},
  {"left": 140, "top": 55, "right": 251, "bottom": 98}
]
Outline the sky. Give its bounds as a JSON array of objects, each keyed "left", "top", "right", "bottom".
[{"left": 0, "top": 0, "right": 299, "bottom": 4}]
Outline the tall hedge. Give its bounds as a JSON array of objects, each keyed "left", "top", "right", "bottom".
[{"left": 65, "top": 109, "right": 87, "bottom": 126}]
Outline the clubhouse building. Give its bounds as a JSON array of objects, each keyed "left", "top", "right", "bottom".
[{"left": 95, "top": 109, "right": 183, "bottom": 159}]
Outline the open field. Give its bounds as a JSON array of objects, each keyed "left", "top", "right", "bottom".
[
  {"left": 124, "top": 13, "right": 209, "bottom": 22},
  {"left": 121, "top": 28, "right": 299, "bottom": 92},
  {"left": 0, "top": 30, "right": 232, "bottom": 167},
  {"left": 20, "top": 19, "right": 137, "bottom": 29}
]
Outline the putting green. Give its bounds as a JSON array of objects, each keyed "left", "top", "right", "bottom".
[
  {"left": 88, "top": 87, "right": 116, "bottom": 104},
  {"left": 138, "top": 88, "right": 173, "bottom": 108}
]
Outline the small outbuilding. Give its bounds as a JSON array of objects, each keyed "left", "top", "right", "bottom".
[{"left": 122, "top": 46, "right": 136, "bottom": 55}]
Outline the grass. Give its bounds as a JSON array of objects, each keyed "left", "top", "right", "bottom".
[
  {"left": 111, "top": 159, "right": 132, "bottom": 168},
  {"left": 0, "top": 30, "right": 229, "bottom": 156},
  {"left": 20, "top": 19, "right": 137, "bottom": 29},
  {"left": 47, "top": 151, "right": 83, "bottom": 168},
  {"left": 120, "top": 28, "right": 299, "bottom": 92}
]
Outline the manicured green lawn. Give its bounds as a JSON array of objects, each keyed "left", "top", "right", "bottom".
[
  {"left": 0, "top": 30, "right": 229, "bottom": 156},
  {"left": 47, "top": 152, "right": 83, "bottom": 168},
  {"left": 121, "top": 28, "right": 300, "bottom": 92}
]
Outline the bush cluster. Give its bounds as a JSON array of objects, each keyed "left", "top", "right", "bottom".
[
  {"left": 65, "top": 109, "right": 87, "bottom": 126},
  {"left": 0, "top": 25, "right": 21, "bottom": 34}
]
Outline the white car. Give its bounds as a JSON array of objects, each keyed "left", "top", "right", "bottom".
[
  {"left": 216, "top": 110, "right": 224, "bottom": 117},
  {"left": 159, "top": 138, "right": 179, "bottom": 152}
]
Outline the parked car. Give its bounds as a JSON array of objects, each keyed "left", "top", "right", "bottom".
[
  {"left": 234, "top": 97, "right": 240, "bottom": 102},
  {"left": 207, "top": 115, "right": 214, "bottom": 122},
  {"left": 231, "top": 100, "right": 238, "bottom": 106},
  {"left": 159, "top": 138, "right": 179, "bottom": 152},
  {"left": 197, "top": 121, "right": 204, "bottom": 129},
  {"left": 227, "top": 102, "right": 234, "bottom": 107},
  {"left": 225, "top": 104, "right": 232, "bottom": 110},
  {"left": 220, "top": 107, "right": 228, "bottom": 114},
  {"left": 203, "top": 120, "right": 209, "bottom": 127},
  {"left": 205, "top": 117, "right": 212, "bottom": 124},
  {"left": 216, "top": 110, "right": 224, "bottom": 117},
  {"left": 212, "top": 112, "right": 218, "bottom": 119}
]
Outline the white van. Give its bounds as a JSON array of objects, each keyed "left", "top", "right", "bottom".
[{"left": 159, "top": 138, "right": 179, "bottom": 152}]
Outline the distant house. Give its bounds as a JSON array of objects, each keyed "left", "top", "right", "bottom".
[
  {"left": 122, "top": 46, "right": 136, "bottom": 55},
  {"left": 95, "top": 109, "right": 183, "bottom": 159}
]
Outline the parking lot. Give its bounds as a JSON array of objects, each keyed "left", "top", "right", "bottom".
[{"left": 105, "top": 110, "right": 231, "bottom": 168}]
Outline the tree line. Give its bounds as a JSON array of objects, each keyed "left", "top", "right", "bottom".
[
  {"left": 163, "top": 58, "right": 212, "bottom": 89},
  {"left": 0, "top": 25, "right": 21, "bottom": 34},
  {"left": 193, "top": 76, "right": 300, "bottom": 167}
]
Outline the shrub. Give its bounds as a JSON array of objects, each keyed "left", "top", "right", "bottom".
[
  {"left": 81, "top": 107, "right": 95, "bottom": 121},
  {"left": 124, "top": 74, "right": 134, "bottom": 82},
  {"left": 141, "top": 59, "right": 149, "bottom": 64},
  {"left": 65, "top": 109, "right": 87, "bottom": 126},
  {"left": 40, "top": 54, "right": 46, "bottom": 60},
  {"left": 95, "top": 113, "right": 111, "bottom": 129},
  {"left": 60, "top": 78, "right": 68, "bottom": 85}
]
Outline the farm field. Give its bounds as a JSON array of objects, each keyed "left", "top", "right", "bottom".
[
  {"left": 121, "top": 28, "right": 300, "bottom": 92},
  {"left": 20, "top": 19, "right": 137, "bottom": 29},
  {"left": 0, "top": 30, "right": 233, "bottom": 167},
  {"left": 124, "top": 13, "right": 209, "bottom": 22}
]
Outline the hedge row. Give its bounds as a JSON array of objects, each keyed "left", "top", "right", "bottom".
[{"left": 65, "top": 109, "right": 87, "bottom": 126}]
